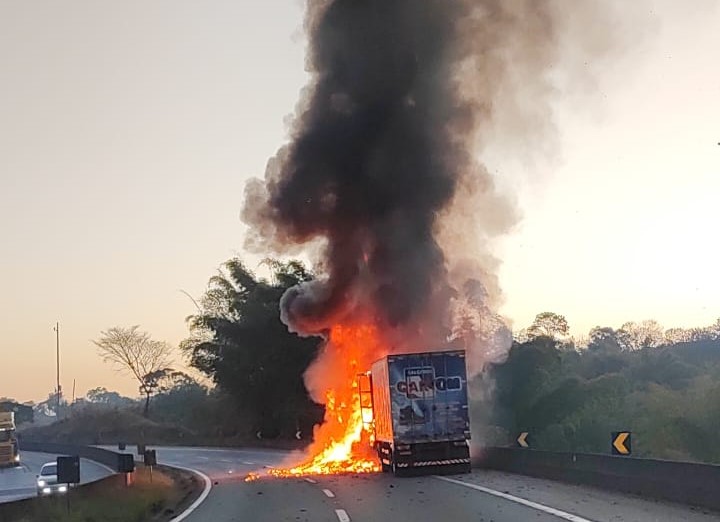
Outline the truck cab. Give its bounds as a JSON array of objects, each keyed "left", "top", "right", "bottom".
[{"left": 0, "top": 412, "right": 20, "bottom": 467}]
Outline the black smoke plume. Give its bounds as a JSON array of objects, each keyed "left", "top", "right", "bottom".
[{"left": 243, "top": 0, "right": 614, "bottom": 351}]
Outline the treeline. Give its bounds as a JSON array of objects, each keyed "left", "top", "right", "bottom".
[
  {"left": 484, "top": 312, "right": 720, "bottom": 463},
  {"left": 178, "top": 259, "right": 720, "bottom": 461},
  {"left": 37, "top": 255, "right": 720, "bottom": 461}
]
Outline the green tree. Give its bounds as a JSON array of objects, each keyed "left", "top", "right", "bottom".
[
  {"left": 489, "top": 312, "right": 720, "bottom": 463},
  {"left": 85, "top": 387, "right": 135, "bottom": 407},
  {"left": 527, "top": 312, "right": 570, "bottom": 341},
  {"left": 182, "top": 258, "right": 323, "bottom": 439},
  {"left": 492, "top": 336, "right": 563, "bottom": 432},
  {"left": 587, "top": 326, "right": 622, "bottom": 354},
  {"left": 150, "top": 374, "right": 209, "bottom": 428}
]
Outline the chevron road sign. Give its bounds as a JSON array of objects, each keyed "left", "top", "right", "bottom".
[
  {"left": 612, "top": 431, "right": 632, "bottom": 455},
  {"left": 517, "top": 432, "right": 530, "bottom": 448}
]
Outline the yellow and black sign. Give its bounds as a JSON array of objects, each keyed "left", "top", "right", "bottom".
[
  {"left": 612, "top": 431, "right": 631, "bottom": 455},
  {"left": 517, "top": 432, "right": 530, "bottom": 448}
]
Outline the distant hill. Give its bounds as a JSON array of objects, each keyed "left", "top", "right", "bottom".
[{"left": 18, "top": 408, "right": 196, "bottom": 446}]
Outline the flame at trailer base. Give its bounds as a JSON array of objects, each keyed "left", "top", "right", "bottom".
[{"left": 269, "top": 323, "right": 385, "bottom": 477}]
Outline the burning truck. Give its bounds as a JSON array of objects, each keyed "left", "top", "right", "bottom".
[
  {"left": 363, "top": 349, "right": 471, "bottom": 475},
  {"left": 244, "top": 0, "right": 570, "bottom": 479}
]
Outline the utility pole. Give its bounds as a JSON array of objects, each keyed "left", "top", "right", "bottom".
[{"left": 54, "top": 322, "right": 61, "bottom": 419}]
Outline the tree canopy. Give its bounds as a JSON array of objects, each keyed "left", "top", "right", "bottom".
[
  {"left": 486, "top": 316, "right": 720, "bottom": 462},
  {"left": 182, "top": 258, "right": 323, "bottom": 439}
]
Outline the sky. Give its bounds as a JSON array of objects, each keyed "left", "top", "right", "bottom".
[{"left": 1, "top": 1, "right": 718, "bottom": 402}]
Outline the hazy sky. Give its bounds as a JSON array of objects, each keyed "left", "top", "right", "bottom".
[{"left": 1, "top": 1, "right": 718, "bottom": 402}]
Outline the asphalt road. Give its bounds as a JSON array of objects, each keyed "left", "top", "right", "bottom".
[
  {"left": 147, "top": 446, "right": 720, "bottom": 522},
  {"left": 0, "top": 451, "right": 112, "bottom": 504}
]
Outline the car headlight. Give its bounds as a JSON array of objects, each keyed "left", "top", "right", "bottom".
[
  {"left": 38, "top": 480, "right": 46, "bottom": 487},
  {"left": 14, "top": 455, "right": 20, "bottom": 462},
  {"left": 58, "top": 485, "right": 68, "bottom": 493},
  {"left": 42, "top": 487, "right": 51, "bottom": 494}
]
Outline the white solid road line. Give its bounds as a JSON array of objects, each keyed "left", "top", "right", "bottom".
[
  {"left": 435, "top": 476, "right": 595, "bottom": 522},
  {"left": 0, "top": 486, "right": 37, "bottom": 492},
  {"left": 322, "top": 488, "right": 335, "bottom": 498},
  {"left": 335, "top": 508, "right": 351, "bottom": 522},
  {"left": 86, "top": 458, "right": 115, "bottom": 475},
  {"left": 168, "top": 464, "right": 212, "bottom": 522}
]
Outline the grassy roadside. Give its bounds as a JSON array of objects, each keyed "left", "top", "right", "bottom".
[{"left": 0, "top": 466, "right": 201, "bottom": 522}]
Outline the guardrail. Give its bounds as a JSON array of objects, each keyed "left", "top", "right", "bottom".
[
  {"left": 18, "top": 441, "right": 130, "bottom": 473},
  {"left": 474, "top": 447, "right": 720, "bottom": 512}
]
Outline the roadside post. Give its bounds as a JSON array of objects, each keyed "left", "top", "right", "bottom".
[
  {"left": 118, "top": 453, "right": 135, "bottom": 486},
  {"left": 57, "top": 455, "right": 80, "bottom": 513},
  {"left": 144, "top": 449, "right": 157, "bottom": 483}
]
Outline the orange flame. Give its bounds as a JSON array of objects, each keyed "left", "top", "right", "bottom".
[{"left": 269, "top": 322, "right": 385, "bottom": 477}]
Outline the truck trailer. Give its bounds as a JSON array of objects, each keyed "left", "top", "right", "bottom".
[
  {"left": 364, "top": 349, "right": 471, "bottom": 476},
  {"left": 0, "top": 412, "right": 20, "bottom": 467}
]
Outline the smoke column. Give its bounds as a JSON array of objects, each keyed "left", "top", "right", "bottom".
[{"left": 244, "top": 0, "right": 614, "bottom": 368}]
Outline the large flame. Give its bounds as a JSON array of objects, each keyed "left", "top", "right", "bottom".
[{"left": 269, "top": 322, "right": 385, "bottom": 477}]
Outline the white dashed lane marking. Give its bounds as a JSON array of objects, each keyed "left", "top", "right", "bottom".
[
  {"left": 304, "top": 477, "right": 317, "bottom": 484},
  {"left": 322, "top": 488, "right": 335, "bottom": 498},
  {"left": 335, "top": 508, "right": 351, "bottom": 522}
]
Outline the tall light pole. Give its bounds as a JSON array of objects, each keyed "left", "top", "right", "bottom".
[{"left": 53, "top": 322, "right": 61, "bottom": 418}]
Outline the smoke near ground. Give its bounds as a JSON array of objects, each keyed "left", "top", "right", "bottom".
[{"left": 243, "top": 0, "right": 616, "bottom": 372}]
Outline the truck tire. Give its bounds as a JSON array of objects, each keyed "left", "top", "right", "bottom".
[{"left": 390, "top": 454, "right": 406, "bottom": 477}]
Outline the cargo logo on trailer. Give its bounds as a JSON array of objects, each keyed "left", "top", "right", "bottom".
[{"left": 396, "top": 367, "right": 462, "bottom": 399}]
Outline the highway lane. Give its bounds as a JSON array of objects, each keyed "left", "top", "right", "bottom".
[
  {"left": 148, "top": 446, "right": 720, "bottom": 522},
  {"left": 0, "top": 451, "right": 113, "bottom": 504}
]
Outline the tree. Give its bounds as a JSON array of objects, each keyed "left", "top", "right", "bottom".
[
  {"left": 182, "top": 258, "right": 323, "bottom": 439},
  {"left": 617, "top": 320, "right": 664, "bottom": 351},
  {"left": 85, "top": 387, "right": 135, "bottom": 407},
  {"left": 665, "top": 328, "right": 693, "bottom": 345},
  {"left": 587, "top": 327, "right": 622, "bottom": 353},
  {"left": 527, "top": 312, "right": 570, "bottom": 341},
  {"left": 93, "top": 326, "right": 174, "bottom": 417},
  {"left": 143, "top": 369, "right": 196, "bottom": 396},
  {"left": 150, "top": 373, "right": 208, "bottom": 426}
]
